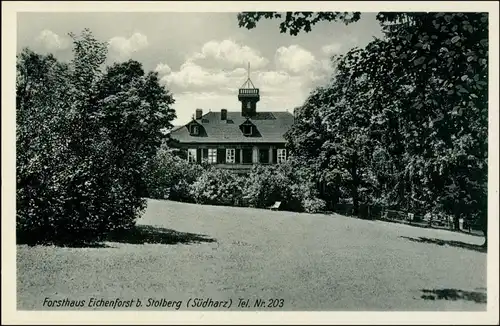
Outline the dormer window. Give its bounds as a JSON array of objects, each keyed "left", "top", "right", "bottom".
[
  {"left": 190, "top": 125, "right": 199, "bottom": 135},
  {"left": 240, "top": 118, "right": 255, "bottom": 137},
  {"left": 242, "top": 125, "right": 252, "bottom": 136}
]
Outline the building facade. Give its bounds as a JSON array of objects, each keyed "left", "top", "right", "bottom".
[{"left": 168, "top": 71, "right": 294, "bottom": 173}]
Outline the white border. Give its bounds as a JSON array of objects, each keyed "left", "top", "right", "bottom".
[{"left": 2, "top": 1, "right": 499, "bottom": 325}]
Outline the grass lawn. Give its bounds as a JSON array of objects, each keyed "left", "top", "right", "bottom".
[{"left": 17, "top": 199, "right": 487, "bottom": 311}]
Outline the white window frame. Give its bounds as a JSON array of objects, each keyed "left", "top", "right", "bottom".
[
  {"left": 277, "top": 148, "right": 287, "bottom": 163},
  {"left": 191, "top": 125, "right": 199, "bottom": 135},
  {"left": 208, "top": 148, "right": 217, "bottom": 164},
  {"left": 243, "top": 125, "right": 252, "bottom": 136},
  {"left": 226, "top": 148, "right": 235, "bottom": 164},
  {"left": 187, "top": 148, "right": 197, "bottom": 163}
]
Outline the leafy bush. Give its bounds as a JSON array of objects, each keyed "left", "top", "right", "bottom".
[
  {"left": 243, "top": 162, "right": 323, "bottom": 212},
  {"left": 243, "top": 165, "right": 293, "bottom": 209},
  {"left": 302, "top": 197, "right": 326, "bottom": 213},
  {"left": 145, "top": 146, "right": 203, "bottom": 202},
  {"left": 190, "top": 168, "right": 244, "bottom": 206},
  {"left": 16, "top": 30, "right": 175, "bottom": 246}
]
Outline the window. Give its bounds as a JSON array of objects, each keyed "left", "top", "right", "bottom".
[
  {"left": 242, "top": 148, "right": 253, "bottom": 164},
  {"left": 190, "top": 125, "right": 199, "bottom": 135},
  {"left": 226, "top": 148, "right": 235, "bottom": 163},
  {"left": 259, "top": 149, "right": 269, "bottom": 164},
  {"left": 187, "top": 148, "right": 197, "bottom": 163},
  {"left": 242, "top": 125, "right": 252, "bottom": 136},
  {"left": 247, "top": 102, "right": 251, "bottom": 109},
  {"left": 277, "top": 149, "right": 287, "bottom": 163},
  {"left": 208, "top": 148, "right": 217, "bottom": 164}
]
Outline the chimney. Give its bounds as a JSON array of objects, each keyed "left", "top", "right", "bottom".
[
  {"left": 195, "top": 108, "right": 203, "bottom": 120},
  {"left": 221, "top": 109, "right": 227, "bottom": 120}
]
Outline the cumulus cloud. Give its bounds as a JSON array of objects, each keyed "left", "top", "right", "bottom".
[
  {"left": 321, "top": 43, "right": 343, "bottom": 56},
  {"left": 108, "top": 32, "right": 149, "bottom": 61},
  {"left": 159, "top": 61, "right": 247, "bottom": 92},
  {"left": 35, "top": 29, "right": 69, "bottom": 51},
  {"left": 275, "top": 45, "right": 317, "bottom": 74},
  {"left": 256, "top": 71, "right": 290, "bottom": 87},
  {"left": 190, "top": 39, "right": 269, "bottom": 69},
  {"left": 155, "top": 63, "right": 172, "bottom": 75},
  {"left": 156, "top": 41, "right": 337, "bottom": 124}
]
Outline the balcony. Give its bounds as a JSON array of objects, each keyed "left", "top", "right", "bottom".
[
  {"left": 238, "top": 88, "right": 259, "bottom": 95},
  {"left": 238, "top": 88, "right": 260, "bottom": 100}
]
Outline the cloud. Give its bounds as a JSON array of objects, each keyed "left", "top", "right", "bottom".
[
  {"left": 256, "top": 71, "right": 290, "bottom": 87},
  {"left": 159, "top": 61, "right": 247, "bottom": 92},
  {"left": 155, "top": 63, "right": 172, "bottom": 75},
  {"left": 321, "top": 43, "right": 343, "bottom": 56},
  {"left": 35, "top": 30, "right": 69, "bottom": 51},
  {"left": 275, "top": 45, "right": 317, "bottom": 74},
  {"left": 190, "top": 39, "right": 269, "bottom": 69},
  {"left": 108, "top": 32, "right": 149, "bottom": 61},
  {"left": 156, "top": 41, "right": 337, "bottom": 124}
]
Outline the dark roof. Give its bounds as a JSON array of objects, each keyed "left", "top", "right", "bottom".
[{"left": 170, "top": 111, "right": 294, "bottom": 144}]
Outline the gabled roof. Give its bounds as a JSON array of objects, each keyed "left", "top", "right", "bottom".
[{"left": 170, "top": 111, "right": 294, "bottom": 144}]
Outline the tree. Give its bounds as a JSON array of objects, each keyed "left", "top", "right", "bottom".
[
  {"left": 239, "top": 12, "right": 488, "bottom": 244},
  {"left": 96, "top": 60, "right": 176, "bottom": 197},
  {"left": 16, "top": 29, "right": 176, "bottom": 245}
]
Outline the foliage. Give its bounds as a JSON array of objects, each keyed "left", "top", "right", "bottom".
[
  {"left": 145, "top": 145, "right": 203, "bottom": 202},
  {"left": 243, "top": 161, "right": 323, "bottom": 212},
  {"left": 243, "top": 164, "right": 292, "bottom": 209},
  {"left": 237, "top": 12, "right": 361, "bottom": 35},
  {"left": 16, "top": 29, "right": 175, "bottom": 245},
  {"left": 302, "top": 197, "right": 327, "bottom": 214},
  {"left": 239, "top": 12, "right": 488, "bottom": 241},
  {"left": 148, "top": 153, "right": 325, "bottom": 213},
  {"left": 190, "top": 168, "right": 245, "bottom": 206}
]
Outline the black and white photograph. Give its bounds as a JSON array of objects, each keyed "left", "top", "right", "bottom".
[{"left": 2, "top": 1, "right": 499, "bottom": 324}]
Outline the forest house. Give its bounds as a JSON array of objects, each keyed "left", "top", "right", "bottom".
[{"left": 168, "top": 65, "right": 295, "bottom": 173}]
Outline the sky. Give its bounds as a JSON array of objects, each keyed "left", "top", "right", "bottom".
[{"left": 17, "top": 12, "right": 384, "bottom": 125}]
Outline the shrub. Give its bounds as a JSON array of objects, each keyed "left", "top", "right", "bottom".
[
  {"left": 243, "top": 162, "right": 322, "bottom": 212},
  {"left": 145, "top": 146, "right": 203, "bottom": 202},
  {"left": 243, "top": 165, "right": 292, "bottom": 209},
  {"left": 302, "top": 197, "right": 327, "bottom": 213},
  {"left": 190, "top": 168, "right": 244, "bottom": 206}
]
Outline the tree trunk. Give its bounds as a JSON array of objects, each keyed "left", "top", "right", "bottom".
[
  {"left": 351, "top": 154, "right": 359, "bottom": 216},
  {"left": 333, "top": 174, "right": 341, "bottom": 211},
  {"left": 482, "top": 224, "right": 487, "bottom": 248},
  {"left": 453, "top": 215, "right": 460, "bottom": 231}
]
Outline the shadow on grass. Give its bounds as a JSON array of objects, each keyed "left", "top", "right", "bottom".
[
  {"left": 420, "top": 289, "right": 486, "bottom": 304},
  {"left": 400, "top": 236, "right": 486, "bottom": 253},
  {"left": 106, "top": 225, "right": 216, "bottom": 246},
  {"left": 18, "top": 225, "right": 216, "bottom": 248}
]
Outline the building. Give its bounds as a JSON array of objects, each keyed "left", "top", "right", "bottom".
[{"left": 168, "top": 65, "right": 295, "bottom": 173}]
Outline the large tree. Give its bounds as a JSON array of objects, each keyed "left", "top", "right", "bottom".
[
  {"left": 239, "top": 12, "right": 488, "bottom": 244},
  {"left": 16, "top": 29, "right": 176, "bottom": 245}
]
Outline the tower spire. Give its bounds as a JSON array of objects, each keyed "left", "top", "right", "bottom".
[{"left": 241, "top": 61, "right": 256, "bottom": 89}]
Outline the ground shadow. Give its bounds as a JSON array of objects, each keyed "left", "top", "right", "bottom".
[
  {"left": 420, "top": 289, "right": 486, "bottom": 304},
  {"left": 106, "top": 224, "right": 216, "bottom": 246},
  {"left": 400, "top": 236, "right": 486, "bottom": 253},
  {"left": 18, "top": 225, "right": 216, "bottom": 248}
]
